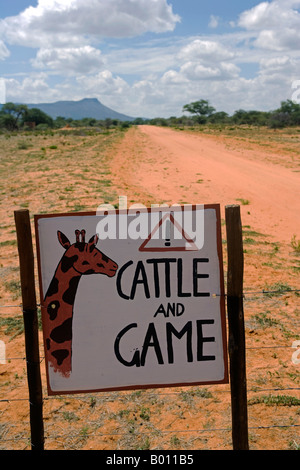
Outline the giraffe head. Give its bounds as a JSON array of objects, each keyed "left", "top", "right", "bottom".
[{"left": 57, "top": 229, "right": 118, "bottom": 277}]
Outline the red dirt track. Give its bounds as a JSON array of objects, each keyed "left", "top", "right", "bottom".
[{"left": 111, "top": 125, "right": 299, "bottom": 243}]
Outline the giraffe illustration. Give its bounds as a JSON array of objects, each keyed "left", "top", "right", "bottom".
[{"left": 43, "top": 229, "right": 118, "bottom": 377}]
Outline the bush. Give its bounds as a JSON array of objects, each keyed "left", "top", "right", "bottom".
[{"left": 268, "top": 112, "right": 290, "bottom": 129}]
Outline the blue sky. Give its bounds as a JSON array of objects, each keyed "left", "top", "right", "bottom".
[{"left": 1, "top": 0, "right": 300, "bottom": 117}]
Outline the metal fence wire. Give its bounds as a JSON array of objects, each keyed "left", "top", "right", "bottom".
[{"left": 0, "top": 286, "right": 299, "bottom": 450}]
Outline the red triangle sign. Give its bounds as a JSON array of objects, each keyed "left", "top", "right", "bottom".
[{"left": 139, "top": 213, "right": 198, "bottom": 252}]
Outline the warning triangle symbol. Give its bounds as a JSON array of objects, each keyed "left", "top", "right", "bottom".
[{"left": 139, "top": 213, "right": 198, "bottom": 252}]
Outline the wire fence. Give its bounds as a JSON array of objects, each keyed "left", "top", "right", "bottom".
[{"left": 0, "top": 287, "right": 299, "bottom": 450}]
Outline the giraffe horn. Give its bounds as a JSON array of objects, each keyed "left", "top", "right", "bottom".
[
  {"left": 75, "top": 230, "right": 80, "bottom": 243},
  {"left": 80, "top": 229, "right": 86, "bottom": 243}
]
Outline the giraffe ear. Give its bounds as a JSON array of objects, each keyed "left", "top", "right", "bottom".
[
  {"left": 57, "top": 231, "right": 71, "bottom": 249},
  {"left": 88, "top": 234, "right": 99, "bottom": 251}
]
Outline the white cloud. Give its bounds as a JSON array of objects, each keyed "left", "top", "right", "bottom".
[
  {"left": 172, "top": 38, "right": 239, "bottom": 83},
  {"left": 105, "top": 40, "right": 181, "bottom": 78},
  {"left": 180, "top": 61, "right": 240, "bottom": 81},
  {"left": 259, "top": 55, "right": 292, "bottom": 70},
  {"left": 208, "top": 15, "right": 220, "bottom": 29},
  {"left": 238, "top": 0, "right": 300, "bottom": 50},
  {"left": 0, "top": 40, "right": 9, "bottom": 60},
  {"left": 5, "top": 74, "right": 60, "bottom": 103},
  {"left": 161, "top": 69, "right": 188, "bottom": 85},
  {"left": 32, "top": 46, "right": 105, "bottom": 74},
  {"left": 178, "top": 39, "right": 235, "bottom": 62},
  {"left": 76, "top": 70, "right": 130, "bottom": 98},
  {"left": 239, "top": 0, "right": 300, "bottom": 30},
  {"left": 238, "top": 2, "right": 272, "bottom": 30},
  {"left": 0, "top": 0, "right": 180, "bottom": 48}
]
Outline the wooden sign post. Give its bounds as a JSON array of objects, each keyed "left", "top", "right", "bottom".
[
  {"left": 225, "top": 205, "right": 249, "bottom": 450},
  {"left": 14, "top": 209, "right": 44, "bottom": 451}
]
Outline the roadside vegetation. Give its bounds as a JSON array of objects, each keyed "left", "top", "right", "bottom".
[
  {"left": 1, "top": 98, "right": 300, "bottom": 133},
  {"left": 148, "top": 99, "right": 300, "bottom": 129}
]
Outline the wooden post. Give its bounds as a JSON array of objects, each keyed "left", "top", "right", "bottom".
[
  {"left": 225, "top": 205, "right": 249, "bottom": 450},
  {"left": 14, "top": 209, "right": 44, "bottom": 451}
]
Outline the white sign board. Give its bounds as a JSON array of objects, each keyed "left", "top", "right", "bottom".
[{"left": 35, "top": 205, "right": 228, "bottom": 395}]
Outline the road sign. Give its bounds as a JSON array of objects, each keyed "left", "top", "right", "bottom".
[
  {"left": 35, "top": 205, "right": 228, "bottom": 395},
  {"left": 139, "top": 212, "right": 198, "bottom": 251}
]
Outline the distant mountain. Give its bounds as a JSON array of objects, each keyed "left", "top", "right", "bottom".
[{"left": 24, "top": 98, "right": 134, "bottom": 121}]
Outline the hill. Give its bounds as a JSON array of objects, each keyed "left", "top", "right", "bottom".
[{"left": 24, "top": 98, "right": 134, "bottom": 121}]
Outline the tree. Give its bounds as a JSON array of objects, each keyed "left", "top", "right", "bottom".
[
  {"left": 231, "top": 109, "right": 248, "bottom": 124},
  {"left": 232, "top": 109, "right": 270, "bottom": 126},
  {"left": 54, "top": 116, "right": 67, "bottom": 128},
  {"left": 208, "top": 111, "right": 229, "bottom": 124},
  {"left": 22, "top": 108, "right": 54, "bottom": 128},
  {"left": 80, "top": 117, "right": 97, "bottom": 127},
  {"left": 277, "top": 100, "right": 300, "bottom": 125},
  {"left": 0, "top": 113, "right": 17, "bottom": 131},
  {"left": 182, "top": 100, "right": 216, "bottom": 124},
  {"left": 0, "top": 102, "right": 28, "bottom": 130},
  {"left": 268, "top": 112, "right": 290, "bottom": 129}
]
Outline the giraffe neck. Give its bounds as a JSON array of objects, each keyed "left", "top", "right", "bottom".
[{"left": 44, "top": 261, "right": 82, "bottom": 377}]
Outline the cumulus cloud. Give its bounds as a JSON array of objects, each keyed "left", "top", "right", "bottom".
[
  {"left": 5, "top": 74, "right": 60, "bottom": 103},
  {"left": 161, "top": 69, "right": 188, "bottom": 85},
  {"left": 238, "top": 0, "right": 300, "bottom": 50},
  {"left": 76, "top": 70, "right": 130, "bottom": 98},
  {"left": 239, "top": 0, "right": 300, "bottom": 30},
  {"left": 32, "top": 46, "right": 105, "bottom": 74},
  {"left": 178, "top": 39, "right": 235, "bottom": 62},
  {"left": 180, "top": 61, "right": 240, "bottom": 81},
  {"left": 0, "top": 0, "right": 180, "bottom": 47},
  {"left": 173, "top": 39, "right": 239, "bottom": 82}
]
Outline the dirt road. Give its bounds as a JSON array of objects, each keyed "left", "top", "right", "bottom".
[{"left": 111, "top": 125, "right": 299, "bottom": 244}]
